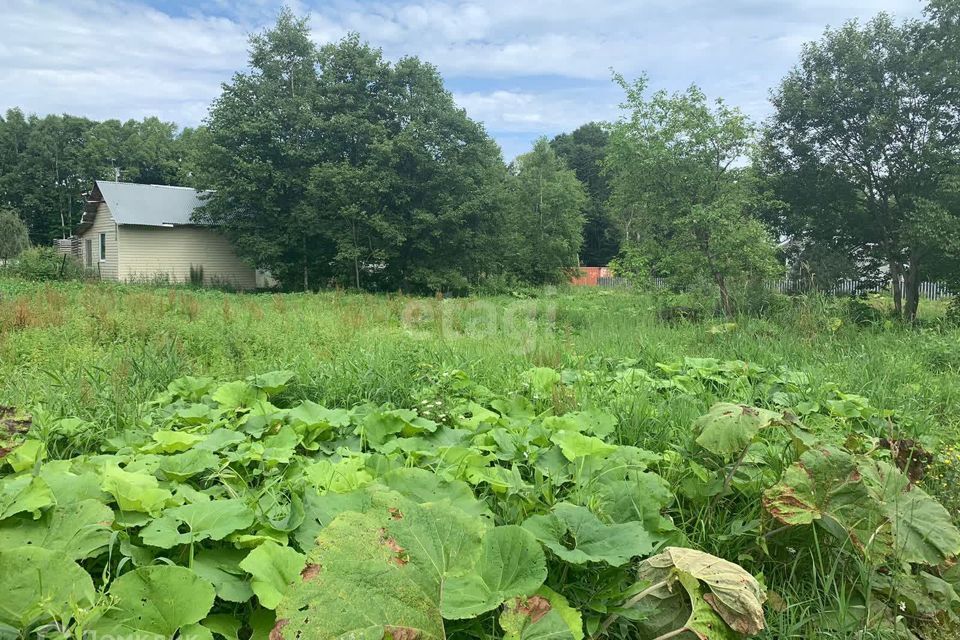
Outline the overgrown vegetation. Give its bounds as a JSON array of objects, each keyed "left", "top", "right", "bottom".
[{"left": 1, "top": 279, "right": 958, "bottom": 639}]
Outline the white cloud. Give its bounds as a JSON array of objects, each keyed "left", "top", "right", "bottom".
[{"left": 0, "top": 0, "right": 928, "bottom": 159}]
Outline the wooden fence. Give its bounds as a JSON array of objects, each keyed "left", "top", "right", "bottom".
[{"left": 597, "top": 276, "right": 953, "bottom": 300}]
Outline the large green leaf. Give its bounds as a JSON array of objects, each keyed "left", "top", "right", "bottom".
[
  {"left": 442, "top": 525, "right": 548, "bottom": 619},
  {"left": 0, "top": 546, "right": 96, "bottom": 629},
  {"left": 100, "top": 465, "right": 173, "bottom": 515},
  {"left": 212, "top": 380, "right": 264, "bottom": 410},
  {"left": 92, "top": 565, "right": 216, "bottom": 638},
  {"left": 381, "top": 467, "right": 492, "bottom": 519},
  {"left": 193, "top": 548, "right": 255, "bottom": 603},
  {"left": 523, "top": 503, "right": 655, "bottom": 566},
  {"left": 141, "top": 499, "right": 255, "bottom": 548},
  {"left": 549, "top": 431, "right": 616, "bottom": 461},
  {"left": 694, "top": 403, "right": 783, "bottom": 456},
  {"left": 274, "top": 489, "right": 487, "bottom": 639},
  {"left": 247, "top": 370, "right": 296, "bottom": 395},
  {"left": 239, "top": 541, "right": 306, "bottom": 609},
  {"left": 0, "top": 473, "right": 54, "bottom": 519},
  {"left": 0, "top": 498, "right": 114, "bottom": 560},
  {"left": 158, "top": 448, "right": 220, "bottom": 481},
  {"left": 763, "top": 446, "right": 960, "bottom": 564}
]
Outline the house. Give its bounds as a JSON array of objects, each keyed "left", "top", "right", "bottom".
[{"left": 75, "top": 181, "right": 260, "bottom": 289}]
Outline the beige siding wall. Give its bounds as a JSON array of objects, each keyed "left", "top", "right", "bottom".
[
  {"left": 117, "top": 226, "right": 257, "bottom": 290},
  {"left": 78, "top": 203, "right": 120, "bottom": 281}
]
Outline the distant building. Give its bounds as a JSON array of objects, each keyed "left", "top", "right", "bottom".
[
  {"left": 571, "top": 266, "right": 612, "bottom": 286},
  {"left": 75, "top": 181, "right": 267, "bottom": 289}
]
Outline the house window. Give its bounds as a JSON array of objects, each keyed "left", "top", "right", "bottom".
[
  {"left": 85, "top": 239, "right": 92, "bottom": 268},
  {"left": 99, "top": 233, "right": 107, "bottom": 262}
]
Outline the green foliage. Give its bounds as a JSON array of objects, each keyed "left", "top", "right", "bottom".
[
  {"left": 505, "top": 138, "right": 587, "bottom": 284},
  {"left": 0, "top": 108, "right": 197, "bottom": 244},
  {"left": 762, "top": 12, "right": 960, "bottom": 320},
  {"left": 3, "top": 281, "right": 960, "bottom": 638},
  {"left": 551, "top": 123, "right": 618, "bottom": 266},
  {"left": 0, "top": 207, "right": 29, "bottom": 262},
  {"left": 606, "top": 77, "right": 782, "bottom": 316},
  {"left": 201, "top": 13, "right": 512, "bottom": 293},
  {"left": 11, "top": 246, "right": 83, "bottom": 281}
]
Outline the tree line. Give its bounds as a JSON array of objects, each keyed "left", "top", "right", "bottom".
[{"left": 1, "top": 2, "right": 958, "bottom": 317}]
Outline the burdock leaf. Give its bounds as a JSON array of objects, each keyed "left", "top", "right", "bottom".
[
  {"left": 0, "top": 498, "right": 114, "bottom": 560},
  {"left": 549, "top": 431, "right": 617, "bottom": 461},
  {"left": 239, "top": 541, "right": 306, "bottom": 609},
  {"left": 0, "top": 546, "right": 96, "bottom": 629},
  {"left": 637, "top": 547, "right": 766, "bottom": 637},
  {"left": 0, "top": 474, "right": 54, "bottom": 519},
  {"left": 274, "top": 488, "right": 487, "bottom": 639},
  {"left": 694, "top": 403, "right": 782, "bottom": 456},
  {"left": 763, "top": 446, "right": 960, "bottom": 565},
  {"left": 141, "top": 499, "right": 254, "bottom": 548},
  {"left": 90, "top": 565, "right": 215, "bottom": 638},
  {"left": 442, "top": 525, "right": 548, "bottom": 619},
  {"left": 522, "top": 503, "right": 655, "bottom": 566}
]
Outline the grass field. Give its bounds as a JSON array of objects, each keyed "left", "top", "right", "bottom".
[{"left": 2, "top": 278, "right": 959, "bottom": 639}]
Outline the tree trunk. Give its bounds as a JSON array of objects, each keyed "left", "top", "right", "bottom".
[
  {"left": 302, "top": 237, "right": 309, "bottom": 291},
  {"left": 903, "top": 254, "right": 921, "bottom": 323},
  {"left": 890, "top": 260, "right": 903, "bottom": 318},
  {"left": 715, "top": 272, "right": 734, "bottom": 318}
]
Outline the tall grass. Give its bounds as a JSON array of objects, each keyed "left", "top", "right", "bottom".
[{"left": 1, "top": 278, "right": 958, "bottom": 637}]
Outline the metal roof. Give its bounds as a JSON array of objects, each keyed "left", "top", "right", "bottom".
[{"left": 95, "top": 180, "right": 212, "bottom": 227}]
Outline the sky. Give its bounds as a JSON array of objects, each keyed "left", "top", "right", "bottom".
[{"left": 0, "top": 0, "right": 926, "bottom": 160}]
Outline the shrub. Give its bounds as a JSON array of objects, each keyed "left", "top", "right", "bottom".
[
  {"left": 947, "top": 296, "right": 960, "bottom": 326},
  {"left": 12, "top": 247, "right": 84, "bottom": 281},
  {"left": 0, "top": 208, "right": 30, "bottom": 262}
]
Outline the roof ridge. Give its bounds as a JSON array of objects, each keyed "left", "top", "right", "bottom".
[{"left": 95, "top": 180, "right": 208, "bottom": 192}]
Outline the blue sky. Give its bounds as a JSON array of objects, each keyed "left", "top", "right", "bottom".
[{"left": 0, "top": 0, "right": 925, "bottom": 159}]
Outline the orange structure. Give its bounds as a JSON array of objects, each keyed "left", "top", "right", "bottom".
[{"left": 570, "top": 266, "right": 611, "bottom": 286}]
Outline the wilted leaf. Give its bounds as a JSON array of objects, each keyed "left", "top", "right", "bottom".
[
  {"left": 636, "top": 547, "right": 766, "bottom": 637},
  {"left": 763, "top": 446, "right": 960, "bottom": 564}
]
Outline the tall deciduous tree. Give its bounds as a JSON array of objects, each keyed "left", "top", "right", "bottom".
[
  {"left": 0, "top": 207, "right": 30, "bottom": 262},
  {"left": 606, "top": 77, "right": 780, "bottom": 316},
  {"left": 0, "top": 109, "right": 196, "bottom": 245},
  {"left": 200, "top": 12, "right": 509, "bottom": 292},
  {"left": 763, "top": 13, "right": 960, "bottom": 320},
  {"left": 505, "top": 138, "right": 587, "bottom": 284},
  {"left": 550, "top": 123, "right": 617, "bottom": 266}
]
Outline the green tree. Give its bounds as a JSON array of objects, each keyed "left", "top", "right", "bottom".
[
  {"left": 606, "top": 77, "right": 780, "bottom": 316},
  {"left": 201, "top": 12, "right": 510, "bottom": 292},
  {"left": 764, "top": 13, "right": 960, "bottom": 320},
  {"left": 550, "top": 123, "right": 617, "bottom": 266},
  {"left": 0, "top": 207, "right": 30, "bottom": 262},
  {"left": 0, "top": 109, "right": 188, "bottom": 246},
  {"left": 505, "top": 138, "right": 587, "bottom": 284}
]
